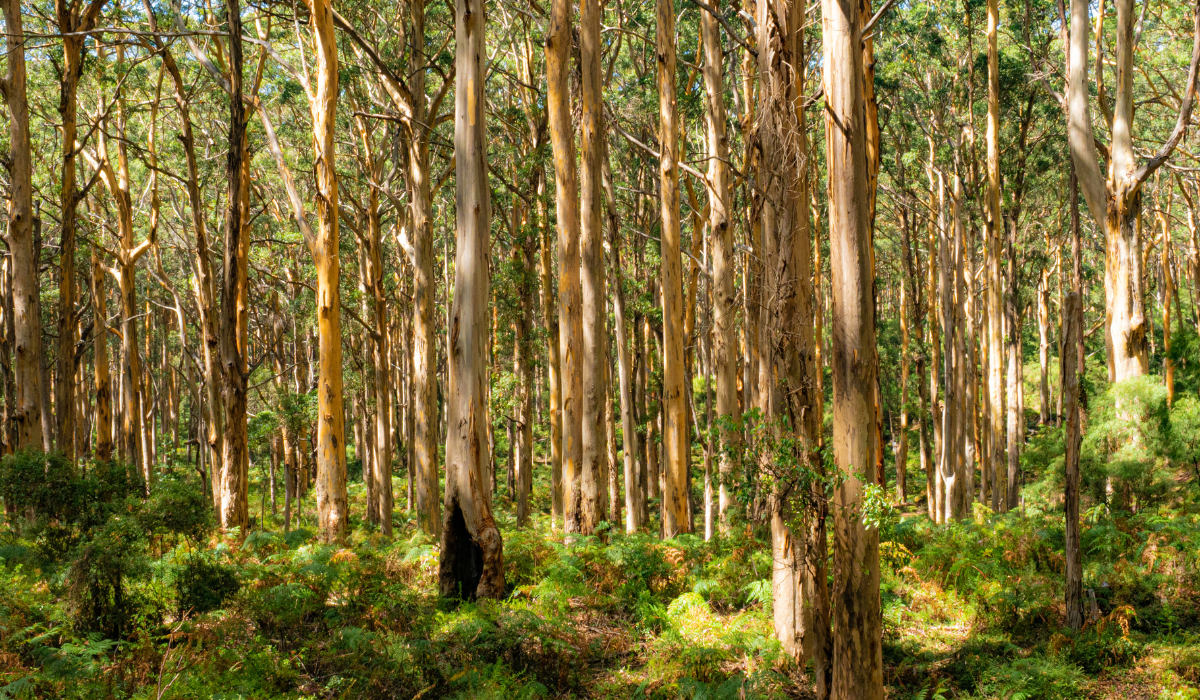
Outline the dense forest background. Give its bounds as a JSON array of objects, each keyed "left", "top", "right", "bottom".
[{"left": 3, "top": 0, "right": 1200, "bottom": 696}]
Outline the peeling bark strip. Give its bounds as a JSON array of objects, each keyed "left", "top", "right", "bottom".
[
  {"left": 439, "top": 0, "right": 504, "bottom": 600},
  {"left": 1068, "top": 0, "right": 1200, "bottom": 383},
  {"left": 822, "top": 0, "right": 883, "bottom": 693}
]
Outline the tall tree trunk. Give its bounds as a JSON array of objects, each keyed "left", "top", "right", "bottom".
[
  {"left": 537, "top": 175, "right": 563, "bottom": 527},
  {"left": 937, "top": 172, "right": 958, "bottom": 524},
  {"left": 439, "top": 0, "right": 505, "bottom": 598},
  {"left": 1162, "top": 213, "right": 1175, "bottom": 405},
  {"left": 951, "top": 177, "right": 969, "bottom": 518},
  {"left": 986, "top": 0, "right": 1007, "bottom": 512},
  {"left": 219, "top": 0, "right": 250, "bottom": 533},
  {"left": 702, "top": 0, "right": 741, "bottom": 534},
  {"left": 357, "top": 120, "right": 393, "bottom": 536},
  {"left": 308, "top": 0, "right": 349, "bottom": 542},
  {"left": 603, "top": 153, "right": 644, "bottom": 532},
  {"left": 546, "top": 0, "right": 583, "bottom": 534},
  {"left": 405, "top": 0, "right": 441, "bottom": 537},
  {"left": 658, "top": 0, "right": 691, "bottom": 538},
  {"left": 1039, "top": 276, "right": 1051, "bottom": 422},
  {"left": 55, "top": 0, "right": 108, "bottom": 461},
  {"left": 897, "top": 281, "right": 909, "bottom": 504},
  {"left": 1064, "top": 159, "right": 1085, "bottom": 630},
  {"left": 579, "top": 0, "right": 607, "bottom": 534},
  {"left": 513, "top": 227, "right": 534, "bottom": 526},
  {"left": 91, "top": 252, "right": 112, "bottom": 462},
  {"left": 823, "top": 0, "right": 883, "bottom": 693},
  {"left": 1068, "top": 0, "right": 1200, "bottom": 385},
  {"left": 2, "top": 0, "right": 46, "bottom": 454}
]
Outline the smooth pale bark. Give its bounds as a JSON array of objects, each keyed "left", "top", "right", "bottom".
[
  {"left": 603, "top": 153, "right": 644, "bottom": 533},
  {"left": 702, "top": 0, "right": 740, "bottom": 534},
  {"left": 438, "top": 0, "right": 504, "bottom": 599},
  {"left": 579, "top": 0, "right": 606, "bottom": 534},
  {"left": 986, "top": 0, "right": 1006, "bottom": 512},
  {"left": 822, "top": 0, "right": 883, "bottom": 694},
  {"left": 307, "top": 0, "right": 349, "bottom": 542},
  {"left": 91, "top": 252, "right": 112, "bottom": 462},
  {"left": 1, "top": 0, "right": 46, "bottom": 453},
  {"left": 658, "top": 0, "right": 691, "bottom": 539},
  {"left": 546, "top": 0, "right": 583, "bottom": 534},
  {"left": 939, "top": 175, "right": 969, "bottom": 521},
  {"left": 1068, "top": 0, "right": 1200, "bottom": 383},
  {"left": 219, "top": 0, "right": 250, "bottom": 533}
]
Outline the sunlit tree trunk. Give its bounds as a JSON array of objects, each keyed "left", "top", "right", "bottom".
[
  {"left": 579, "top": 0, "right": 607, "bottom": 534},
  {"left": 438, "top": 0, "right": 505, "bottom": 598},
  {"left": 307, "top": 0, "right": 349, "bottom": 542},
  {"left": 822, "top": 0, "right": 883, "bottom": 693},
  {"left": 546, "top": 0, "right": 583, "bottom": 534},
  {"left": 1068, "top": 0, "right": 1200, "bottom": 385},
  {"left": 658, "top": 0, "right": 690, "bottom": 539},
  {"left": 701, "top": 0, "right": 740, "bottom": 534}
]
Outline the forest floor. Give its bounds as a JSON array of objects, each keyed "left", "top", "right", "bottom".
[{"left": 2, "top": 434, "right": 1200, "bottom": 699}]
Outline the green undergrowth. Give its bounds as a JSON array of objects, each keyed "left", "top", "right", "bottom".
[{"left": 3, "top": 423, "right": 1200, "bottom": 698}]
